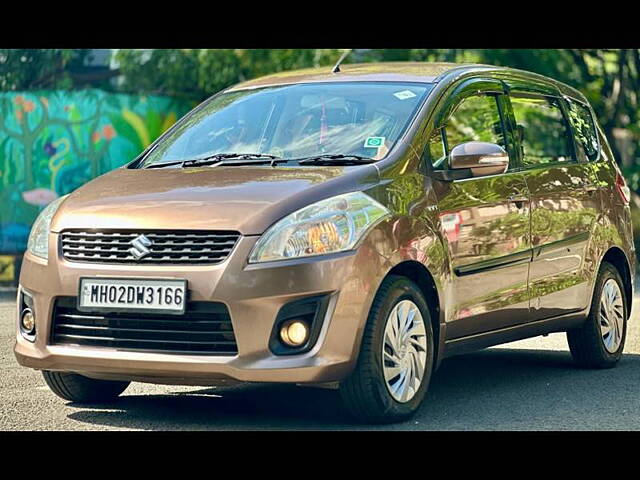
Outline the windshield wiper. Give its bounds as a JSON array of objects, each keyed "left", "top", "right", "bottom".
[
  {"left": 144, "top": 153, "right": 375, "bottom": 169},
  {"left": 296, "top": 154, "right": 376, "bottom": 166},
  {"left": 145, "top": 153, "right": 282, "bottom": 169},
  {"left": 182, "top": 153, "right": 281, "bottom": 168}
]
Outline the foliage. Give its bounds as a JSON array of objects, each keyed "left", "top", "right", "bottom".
[
  {"left": 114, "top": 49, "right": 343, "bottom": 101},
  {"left": 0, "top": 49, "right": 117, "bottom": 91},
  {"left": 1, "top": 50, "right": 76, "bottom": 90}
]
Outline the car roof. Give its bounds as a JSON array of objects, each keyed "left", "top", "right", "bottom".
[
  {"left": 227, "top": 62, "right": 469, "bottom": 90},
  {"left": 226, "top": 61, "right": 588, "bottom": 104}
]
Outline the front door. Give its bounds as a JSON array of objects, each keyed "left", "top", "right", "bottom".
[{"left": 428, "top": 86, "right": 531, "bottom": 340}]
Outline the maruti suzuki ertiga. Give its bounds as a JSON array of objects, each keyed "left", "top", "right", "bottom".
[{"left": 15, "top": 63, "right": 635, "bottom": 423}]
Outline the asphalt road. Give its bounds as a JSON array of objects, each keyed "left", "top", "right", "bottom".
[{"left": 2, "top": 287, "right": 640, "bottom": 431}]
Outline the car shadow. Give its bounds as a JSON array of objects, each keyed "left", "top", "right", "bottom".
[
  {"left": 67, "top": 381, "right": 352, "bottom": 430},
  {"left": 65, "top": 347, "right": 640, "bottom": 430}
]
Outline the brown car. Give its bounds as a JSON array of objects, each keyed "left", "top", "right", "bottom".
[{"left": 14, "top": 62, "right": 636, "bottom": 423}]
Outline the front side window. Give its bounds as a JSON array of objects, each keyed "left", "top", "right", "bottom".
[
  {"left": 430, "top": 94, "right": 507, "bottom": 170},
  {"left": 427, "top": 128, "right": 446, "bottom": 167},
  {"left": 510, "top": 95, "right": 575, "bottom": 168},
  {"left": 567, "top": 100, "right": 599, "bottom": 161},
  {"left": 139, "top": 82, "right": 431, "bottom": 167}
]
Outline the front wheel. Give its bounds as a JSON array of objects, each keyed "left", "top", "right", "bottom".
[
  {"left": 567, "top": 262, "right": 628, "bottom": 369},
  {"left": 42, "top": 371, "right": 130, "bottom": 403},
  {"left": 339, "top": 275, "right": 435, "bottom": 423}
]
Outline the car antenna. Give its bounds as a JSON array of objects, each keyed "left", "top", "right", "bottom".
[{"left": 332, "top": 49, "right": 352, "bottom": 73}]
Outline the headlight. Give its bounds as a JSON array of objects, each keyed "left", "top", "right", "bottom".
[
  {"left": 26, "top": 195, "right": 68, "bottom": 261},
  {"left": 249, "top": 192, "right": 390, "bottom": 263}
]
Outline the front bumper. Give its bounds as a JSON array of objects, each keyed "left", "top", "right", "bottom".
[{"left": 14, "top": 234, "right": 389, "bottom": 385}]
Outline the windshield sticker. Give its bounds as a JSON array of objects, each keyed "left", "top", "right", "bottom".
[
  {"left": 393, "top": 90, "right": 417, "bottom": 100},
  {"left": 364, "top": 137, "right": 386, "bottom": 148}
]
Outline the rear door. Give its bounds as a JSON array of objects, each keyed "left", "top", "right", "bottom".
[
  {"left": 505, "top": 85, "right": 600, "bottom": 321},
  {"left": 427, "top": 78, "right": 531, "bottom": 339}
]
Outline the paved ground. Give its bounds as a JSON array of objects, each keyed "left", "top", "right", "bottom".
[{"left": 2, "top": 287, "right": 640, "bottom": 430}]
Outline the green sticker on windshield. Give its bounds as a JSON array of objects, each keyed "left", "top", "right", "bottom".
[{"left": 364, "top": 136, "right": 385, "bottom": 148}]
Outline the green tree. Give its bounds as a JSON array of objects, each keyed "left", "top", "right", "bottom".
[
  {"left": 114, "top": 49, "right": 343, "bottom": 102},
  {"left": 0, "top": 49, "right": 118, "bottom": 91},
  {"left": 0, "top": 49, "right": 78, "bottom": 90}
]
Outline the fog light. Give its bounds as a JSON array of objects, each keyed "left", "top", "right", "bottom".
[
  {"left": 21, "top": 309, "right": 35, "bottom": 333},
  {"left": 279, "top": 320, "right": 309, "bottom": 347}
]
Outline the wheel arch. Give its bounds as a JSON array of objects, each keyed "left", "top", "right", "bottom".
[
  {"left": 385, "top": 260, "right": 444, "bottom": 366},
  {"left": 599, "top": 246, "right": 633, "bottom": 316}
]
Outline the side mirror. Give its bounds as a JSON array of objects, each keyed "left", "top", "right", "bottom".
[{"left": 450, "top": 141, "right": 509, "bottom": 177}]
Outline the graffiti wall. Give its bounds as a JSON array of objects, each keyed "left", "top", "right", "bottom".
[{"left": 0, "top": 89, "right": 191, "bottom": 261}]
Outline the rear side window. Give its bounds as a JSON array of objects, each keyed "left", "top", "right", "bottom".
[
  {"left": 510, "top": 95, "right": 575, "bottom": 168},
  {"left": 567, "top": 100, "right": 599, "bottom": 161}
]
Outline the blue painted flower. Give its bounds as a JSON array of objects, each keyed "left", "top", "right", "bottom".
[{"left": 44, "top": 141, "right": 56, "bottom": 157}]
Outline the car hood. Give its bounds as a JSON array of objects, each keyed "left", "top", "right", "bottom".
[{"left": 51, "top": 165, "right": 380, "bottom": 235}]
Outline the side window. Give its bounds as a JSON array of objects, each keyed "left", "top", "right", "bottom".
[
  {"left": 430, "top": 94, "right": 506, "bottom": 170},
  {"left": 428, "top": 127, "right": 446, "bottom": 169},
  {"left": 510, "top": 95, "right": 575, "bottom": 168},
  {"left": 567, "top": 100, "right": 599, "bottom": 161},
  {"left": 445, "top": 95, "right": 506, "bottom": 151}
]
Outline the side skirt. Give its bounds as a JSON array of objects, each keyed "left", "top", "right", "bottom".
[{"left": 441, "top": 309, "right": 588, "bottom": 359}]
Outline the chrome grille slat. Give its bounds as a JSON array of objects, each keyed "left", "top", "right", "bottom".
[
  {"left": 62, "top": 248, "right": 234, "bottom": 254},
  {"left": 62, "top": 239, "right": 237, "bottom": 247},
  {"left": 60, "top": 229, "right": 240, "bottom": 265},
  {"left": 62, "top": 232, "right": 238, "bottom": 240}
]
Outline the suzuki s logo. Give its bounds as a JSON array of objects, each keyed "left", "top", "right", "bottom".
[{"left": 129, "top": 234, "right": 152, "bottom": 260}]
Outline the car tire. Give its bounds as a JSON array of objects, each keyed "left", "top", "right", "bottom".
[
  {"left": 339, "top": 275, "right": 435, "bottom": 424},
  {"left": 42, "top": 370, "right": 130, "bottom": 403},
  {"left": 566, "top": 262, "right": 628, "bottom": 369}
]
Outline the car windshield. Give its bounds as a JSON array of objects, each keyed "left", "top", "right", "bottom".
[{"left": 138, "top": 82, "right": 432, "bottom": 167}]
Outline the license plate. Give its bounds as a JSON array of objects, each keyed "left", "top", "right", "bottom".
[{"left": 78, "top": 277, "right": 187, "bottom": 315}]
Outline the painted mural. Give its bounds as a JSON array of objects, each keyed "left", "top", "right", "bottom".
[{"left": 0, "top": 89, "right": 191, "bottom": 256}]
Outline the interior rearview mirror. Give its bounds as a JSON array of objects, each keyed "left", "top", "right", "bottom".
[{"left": 450, "top": 141, "right": 509, "bottom": 177}]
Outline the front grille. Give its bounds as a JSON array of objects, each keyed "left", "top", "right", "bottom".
[
  {"left": 51, "top": 297, "right": 238, "bottom": 355},
  {"left": 60, "top": 230, "right": 241, "bottom": 264}
]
